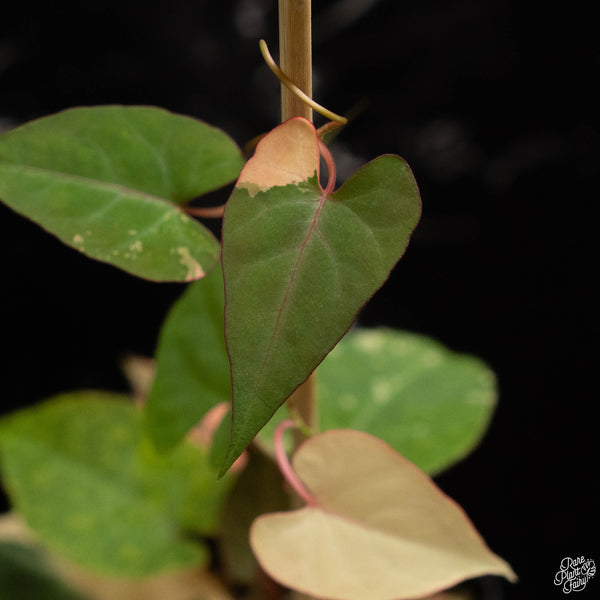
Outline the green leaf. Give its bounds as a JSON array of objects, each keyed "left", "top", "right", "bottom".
[
  {"left": 0, "top": 392, "right": 235, "bottom": 577},
  {"left": 0, "top": 106, "right": 244, "bottom": 281},
  {"left": 220, "top": 117, "right": 421, "bottom": 473},
  {"left": 251, "top": 430, "right": 516, "bottom": 600},
  {"left": 145, "top": 265, "right": 230, "bottom": 451},
  {"left": 0, "top": 542, "right": 89, "bottom": 600},
  {"left": 258, "top": 328, "right": 496, "bottom": 475},
  {"left": 317, "top": 329, "right": 497, "bottom": 474}
]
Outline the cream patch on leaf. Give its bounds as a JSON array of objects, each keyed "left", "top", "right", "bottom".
[
  {"left": 237, "top": 118, "right": 320, "bottom": 198},
  {"left": 176, "top": 247, "right": 205, "bottom": 281}
]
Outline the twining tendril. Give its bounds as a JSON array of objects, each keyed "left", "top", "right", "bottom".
[
  {"left": 185, "top": 45, "right": 344, "bottom": 219},
  {"left": 259, "top": 39, "right": 348, "bottom": 127}
]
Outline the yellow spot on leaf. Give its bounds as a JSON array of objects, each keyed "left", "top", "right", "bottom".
[
  {"left": 73, "top": 234, "right": 84, "bottom": 244},
  {"left": 355, "top": 331, "right": 385, "bottom": 353},
  {"left": 372, "top": 381, "right": 392, "bottom": 404},
  {"left": 129, "top": 240, "right": 143, "bottom": 252},
  {"left": 176, "top": 247, "right": 205, "bottom": 281}
]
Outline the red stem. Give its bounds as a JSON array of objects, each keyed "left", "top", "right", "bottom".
[
  {"left": 318, "top": 140, "right": 336, "bottom": 195},
  {"left": 274, "top": 419, "right": 317, "bottom": 506}
]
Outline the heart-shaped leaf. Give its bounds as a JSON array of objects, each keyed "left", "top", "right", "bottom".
[
  {"left": 0, "top": 106, "right": 244, "bottom": 281},
  {"left": 258, "top": 328, "right": 497, "bottom": 475},
  {"left": 0, "top": 392, "right": 235, "bottom": 576},
  {"left": 221, "top": 117, "right": 421, "bottom": 473},
  {"left": 251, "top": 430, "right": 516, "bottom": 600},
  {"left": 144, "top": 265, "right": 230, "bottom": 451}
]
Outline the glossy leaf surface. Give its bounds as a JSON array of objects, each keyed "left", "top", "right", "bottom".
[
  {"left": 145, "top": 266, "right": 230, "bottom": 451},
  {"left": 0, "top": 106, "right": 244, "bottom": 281},
  {"left": 0, "top": 392, "right": 235, "bottom": 576},
  {"left": 259, "top": 328, "right": 497, "bottom": 475},
  {"left": 221, "top": 117, "right": 421, "bottom": 473},
  {"left": 251, "top": 430, "right": 516, "bottom": 600}
]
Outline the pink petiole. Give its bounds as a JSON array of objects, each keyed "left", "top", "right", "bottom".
[
  {"left": 318, "top": 140, "right": 336, "bottom": 196},
  {"left": 273, "top": 419, "right": 317, "bottom": 506}
]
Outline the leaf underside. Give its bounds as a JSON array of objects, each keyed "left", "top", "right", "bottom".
[
  {"left": 0, "top": 106, "right": 244, "bottom": 281},
  {"left": 220, "top": 117, "right": 421, "bottom": 474},
  {"left": 251, "top": 430, "right": 516, "bottom": 600}
]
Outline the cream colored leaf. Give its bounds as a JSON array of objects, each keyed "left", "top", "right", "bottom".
[{"left": 250, "top": 430, "right": 516, "bottom": 600}]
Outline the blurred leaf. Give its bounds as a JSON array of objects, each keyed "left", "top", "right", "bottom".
[
  {"left": 318, "top": 329, "right": 497, "bottom": 474},
  {"left": 218, "top": 451, "right": 288, "bottom": 584},
  {"left": 0, "top": 106, "right": 244, "bottom": 281},
  {"left": 0, "top": 392, "right": 236, "bottom": 577},
  {"left": 0, "top": 513, "right": 233, "bottom": 600},
  {"left": 145, "top": 265, "right": 230, "bottom": 451},
  {"left": 251, "top": 430, "right": 516, "bottom": 600},
  {"left": 0, "top": 541, "right": 88, "bottom": 600},
  {"left": 120, "top": 355, "right": 155, "bottom": 403},
  {"left": 257, "top": 328, "right": 497, "bottom": 475},
  {"left": 53, "top": 560, "right": 234, "bottom": 600},
  {"left": 208, "top": 407, "right": 232, "bottom": 471},
  {"left": 221, "top": 117, "right": 421, "bottom": 473}
]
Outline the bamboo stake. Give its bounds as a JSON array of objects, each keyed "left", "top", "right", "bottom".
[
  {"left": 278, "top": 0, "right": 317, "bottom": 442},
  {"left": 278, "top": 0, "right": 312, "bottom": 122},
  {"left": 276, "top": 5, "right": 318, "bottom": 598}
]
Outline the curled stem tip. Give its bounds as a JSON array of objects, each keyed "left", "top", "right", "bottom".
[
  {"left": 274, "top": 419, "right": 317, "bottom": 506},
  {"left": 259, "top": 39, "right": 348, "bottom": 126}
]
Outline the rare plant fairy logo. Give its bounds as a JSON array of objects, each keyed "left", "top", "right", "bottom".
[{"left": 554, "top": 556, "right": 596, "bottom": 593}]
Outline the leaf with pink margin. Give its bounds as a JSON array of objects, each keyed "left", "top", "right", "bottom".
[
  {"left": 251, "top": 430, "right": 516, "bottom": 600},
  {"left": 220, "top": 118, "right": 421, "bottom": 474}
]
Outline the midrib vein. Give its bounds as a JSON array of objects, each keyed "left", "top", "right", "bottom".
[{"left": 259, "top": 191, "right": 329, "bottom": 375}]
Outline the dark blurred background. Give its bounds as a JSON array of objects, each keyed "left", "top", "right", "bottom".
[{"left": 0, "top": 1, "right": 597, "bottom": 598}]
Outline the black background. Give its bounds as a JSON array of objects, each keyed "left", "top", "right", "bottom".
[{"left": 0, "top": 1, "right": 597, "bottom": 599}]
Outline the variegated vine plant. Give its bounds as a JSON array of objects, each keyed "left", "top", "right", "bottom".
[{"left": 0, "top": 29, "right": 515, "bottom": 600}]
